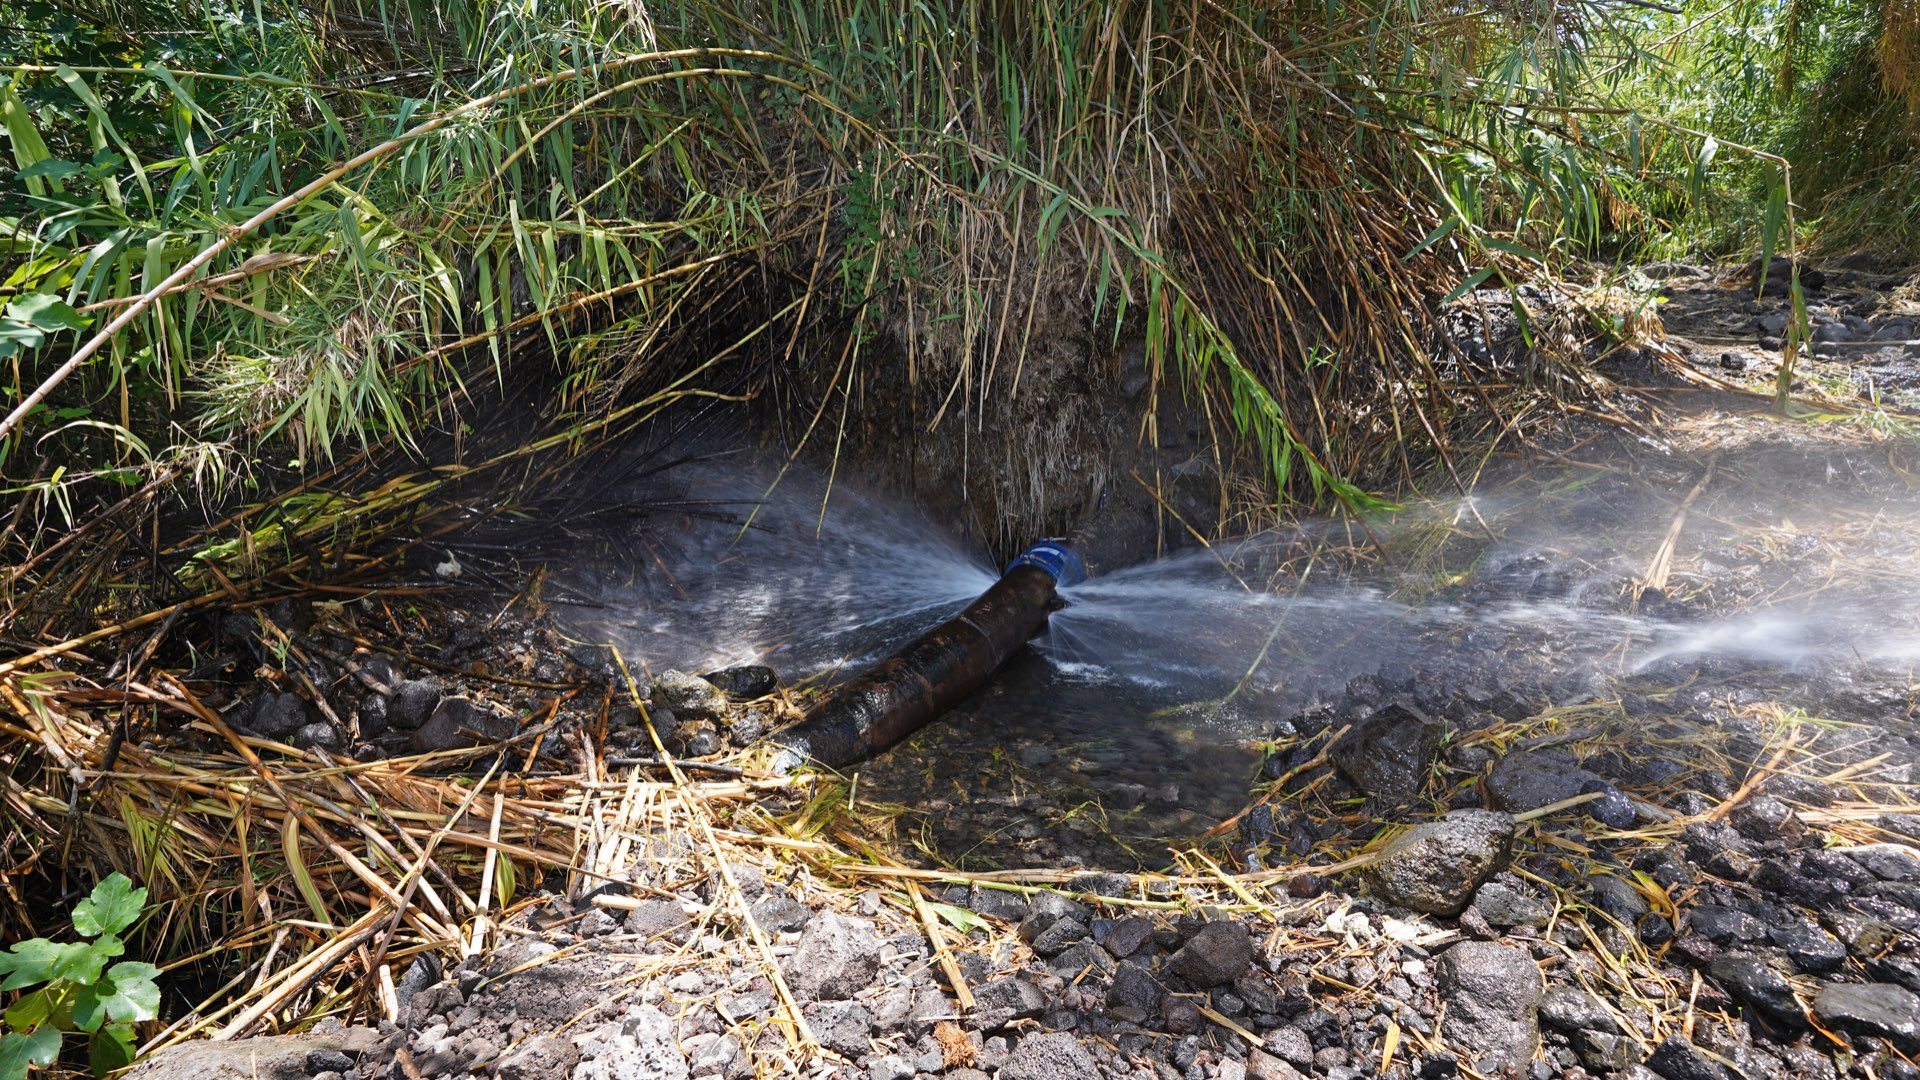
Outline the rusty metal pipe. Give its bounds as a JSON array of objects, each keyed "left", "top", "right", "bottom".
[{"left": 769, "top": 541, "right": 1085, "bottom": 772}]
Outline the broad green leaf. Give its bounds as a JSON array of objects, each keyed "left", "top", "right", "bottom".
[
  {"left": 49, "top": 936, "right": 118, "bottom": 985},
  {"left": 0, "top": 1026, "right": 60, "bottom": 1080},
  {"left": 90, "top": 1025, "right": 136, "bottom": 1076},
  {"left": 73, "top": 873, "right": 146, "bottom": 938},
  {"left": 17, "top": 160, "right": 81, "bottom": 183},
  {"left": 0, "top": 940, "right": 76, "bottom": 991},
  {"left": 925, "top": 902, "right": 991, "bottom": 936},
  {"left": 6, "top": 293, "right": 90, "bottom": 334},
  {"left": 3, "top": 989, "right": 52, "bottom": 1032}
]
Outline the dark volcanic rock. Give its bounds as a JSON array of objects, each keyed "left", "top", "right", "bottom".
[
  {"left": 1103, "top": 916, "right": 1155, "bottom": 959},
  {"left": 250, "top": 692, "right": 311, "bottom": 738},
  {"left": 1030, "top": 917, "right": 1089, "bottom": 957},
  {"left": 782, "top": 913, "right": 882, "bottom": 1001},
  {"left": 1438, "top": 941, "right": 1542, "bottom": 1078},
  {"left": 1646, "top": 1036, "right": 1733, "bottom": 1080},
  {"left": 1813, "top": 983, "right": 1920, "bottom": 1045},
  {"left": 1363, "top": 810, "right": 1516, "bottom": 916},
  {"left": 388, "top": 678, "right": 443, "bottom": 730},
  {"left": 967, "top": 885, "right": 1031, "bottom": 923},
  {"left": 998, "top": 1032, "right": 1100, "bottom": 1080},
  {"left": 1770, "top": 921, "right": 1847, "bottom": 974},
  {"left": 1685, "top": 904, "right": 1768, "bottom": 945},
  {"left": 1331, "top": 701, "right": 1443, "bottom": 800},
  {"left": 973, "top": 977, "right": 1048, "bottom": 1029},
  {"left": 412, "top": 696, "right": 517, "bottom": 752},
  {"left": 1107, "top": 960, "right": 1166, "bottom": 1018},
  {"left": 806, "top": 999, "right": 873, "bottom": 1057},
  {"left": 701, "top": 664, "right": 778, "bottom": 699},
  {"left": 1168, "top": 920, "right": 1254, "bottom": 987},
  {"left": 1472, "top": 879, "right": 1549, "bottom": 929},
  {"left": 1709, "top": 953, "right": 1804, "bottom": 1028},
  {"left": 1485, "top": 750, "right": 1601, "bottom": 813}
]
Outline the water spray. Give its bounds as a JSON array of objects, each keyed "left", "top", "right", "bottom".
[{"left": 768, "top": 539, "right": 1085, "bottom": 772}]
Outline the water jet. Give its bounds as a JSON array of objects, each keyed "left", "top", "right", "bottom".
[{"left": 768, "top": 539, "right": 1086, "bottom": 772}]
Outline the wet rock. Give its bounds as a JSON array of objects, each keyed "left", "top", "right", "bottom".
[
  {"left": 388, "top": 678, "right": 444, "bottom": 729},
  {"left": 701, "top": 664, "right": 778, "bottom": 699},
  {"left": 652, "top": 669, "right": 729, "bottom": 720},
  {"left": 1645, "top": 1036, "right": 1732, "bottom": 1080},
  {"left": 292, "top": 721, "right": 339, "bottom": 751},
  {"left": 1770, "top": 921, "right": 1847, "bottom": 974},
  {"left": 250, "top": 692, "right": 311, "bottom": 738},
  {"left": 1846, "top": 845, "right": 1920, "bottom": 882},
  {"left": 496, "top": 1034, "right": 579, "bottom": 1080},
  {"left": 1812, "top": 983, "right": 1920, "bottom": 1045},
  {"left": 1540, "top": 988, "right": 1614, "bottom": 1034},
  {"left": 356, "top": 692, "right": 389, "bottom": 738},
  {"left": 572, "top": 1008, "right": 687, "bottom": 1080},
  {"left": 1708, "top": 953, "right": 1804, "bottom": 1028},
  {"left": 1486, "top": 750, "right": 1601, "bottom": 813},
  {"left": 1438, "top": 941, "right": 1542, "bottom": 1078},
  {"left": 783, "top": 913, "right": 883, "bottom": 1002},
  {"left": 998, "top": 1032, "right": 1100, "bottom": 1080},
  {"left": 808, "top": 999, "right": 874, "bottom": 1057},
  {"left": 1363, "top": 810, "right": 1516, "bottom": 916},
  {"left": 1472, "top": 879, "right": 1549, "bottom": 929},
  {"left": 1331, "top": 701, "right": 1443, "bottom": 800},
  {"left": 1730, "top": 795, "right": 1802, "bottom": 843},
  {"left": 1168, "top": 920, "right": 1254, "bottom": 987},
  {"left": 412, "top": 696, "right": 517, "bottom": 752},
  {"left": 1685, "top": 905, "right": 1768, "bottom": 945}
]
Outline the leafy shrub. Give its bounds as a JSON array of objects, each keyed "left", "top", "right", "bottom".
[{"left": 0, "top": 873, "right": 159, "bottom": 1079}]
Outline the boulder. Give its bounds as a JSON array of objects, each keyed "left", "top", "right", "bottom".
[{"left": 1363, "top": 810, "right": 1516, "bottom": 916}]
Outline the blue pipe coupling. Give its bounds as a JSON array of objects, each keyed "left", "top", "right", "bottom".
[{"left": 1004, "top": 539, "right": 1087, "bottom": 587}]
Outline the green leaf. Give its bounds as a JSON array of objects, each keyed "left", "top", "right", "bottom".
[
  {"left": 5, "top": 293, "right": 90, "bottom": 334},
  {"left": 0, "top": 940, "right": 77, "bottom": 992},
  {"left": 0, "top": 1026, "right": 60, "bottom": 1080},
  {"left": 73, "top": 873, "right": 146, "bottom": 938},
  {"left": 3, "top": 989, "right": 52, "bottom": 1033},
  {"left": 925, "top": 902, "right": 991, "bottom": 935},
  {"left": 1441, "top": 267, "right": 1497, "bottom": 306},
  {"left": 73, "top": 968, "right": 155, "bottom": 1031},
  {"left": 49, "top": 936, "right": 118, "bottom": 985},
  {"left": 16, "top": 160, "right": 82, "bottom": 184},
  {"left": 90, "top": 1025, "right": 136, "bottom": 1076}
]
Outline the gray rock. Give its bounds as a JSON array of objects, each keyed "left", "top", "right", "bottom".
[
  {"left": 1331, "top": 701, "right": 1443, "bottom": 800},
  {"left": 1363, "top": 810, "right": 1516, "bottom": 916},
  {"left": 388, "top": 678, "right": 443, "bottom": 729},
  {"left": 807, "top": 999, "right": 874, "bottom": 1057},
  {"left": 783, "top": 912, "right": 883, "bottom": 1001},
  {"left": 1540, "top": 987, "right": 1614, "bottom": 1033},
  {"left": 624, "top": 899, "right": 694, "bottom": 942},
  {"left": 1813, "top": 322, "right": 1857, "bottom": 343},
  {"left": 1438, "top": 941, "right": 1542, "bottom": 1078},
  {"left": 356, "top": 692, "right": 389, "bottom": 738},
  {"left": 1685, "top": 904, "right": 1768, "bottom": 945},
  {"left": 1107, "top": 960, "right": 1166, "bottom": 1014},
  {"left": 1046, "top": 941, "right": 1116, "bottom": 979},
  {"left": 1708, "top": 953, "right": 1804, "bottom": 1028},
  {"left": 571, "top": 1008, "right": 687, "bottom": 1080},
  {"left": 865, "top": 1054, "right": 914, "bottom": 1080},
  {"left": 1263, "top": 1027, "right": 1315, "bottom": 1070},
  {"left": 1167, "top": 920, "right": 1254, "bottom": 988},
  {"left": 1812, "top": 982, "right": 1920, "bottom": 1044},
  {"left": 1472, "top": 880, "right": 1549, "bottom": 929},
  {"left": 1247, "top": 1050, "right": 1306, "bottom": 1080},
  {"left": 651, "top": 669, "right": 729, "bottom": 720},
  {"left": 972, "top": 976, "right": 1047, "bottom": 1029},
  {"left": 1486, "top": 750, "right": 1601, "bottom": 813},
  {"left": 998, "top": 1032, "right": 1101, "bottom": 1080},
  {"left": 686, "top": 1034, "right": 740, "bottom": 1077},
  {"left": 496, "top": 1035, "right": 579, "bottom": 1080},
  {"left": 748, "top": 896, "right": 812, "bottom": 934}
]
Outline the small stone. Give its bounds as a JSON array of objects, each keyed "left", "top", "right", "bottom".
[
  {"left": 1770, "top": 921, "right": 1847, "bottom": 974},
  {"left": 1168, "top": 920, "right": 1254, "bottom": 988},
  {"left": 782, "top": 913, "right": 882, "bottom": 1002},
  {"left": 250, "top": 692, "right": 311, "bottom": 737},
  {"left": 701, "top": 664, "right": 779, "bottom": 699},
  {"left": 1363, "top": 810, "right": 1517, "bottom": 916},
  {"left": 1685, "top": 905, "right": 1768, "bottom": 945},
  {"left": 972, "top": 977, "right": 1047, "bottom": 1029},
  {"left": 1107, "top": 960, "right": 1166, "bottom": 1014},
  {"left": 1812, "top": 982, "right": 1920, "bottom": 1045},
  {"left": 1331, "top": 701, "right": 1443, "bottom": 800},
  {"left": 1486, "top": 750, "right": 1601, "bottom": 813},
  {"left": 388, "top": 679, "right": 443, "bottom": 729},
  {"left": 1708, "top": 953, "right": 1804, "bottom": 1028},
  {"left": 651, "top": 669, "right": 729, "bottom": 720},
  {"left": 1540, "top": 988, "right": 1615, "bottom": 1033},
  {"left": 967, "top": 885, "right": 1030, "bottom": 922},
  {"left": 1264, "top": 1027, "right": 1314, "bottom": 1070},
  {"left": 497, "top": 1034, "right": 580, "bottom": 1080},
  {"left": 1472, "top": 880, "right": 1549, "bottom": 929},
  {"left": 292, "top": 722, "right": 339, "bottom": 750},
  {"left": 748, "top": 896, "right": 811, "bottom": 934},
  {"left": 1438, "top": 941, "right": 1542, "bottom": 1078},
  {"left": 412, "top": 696, "right": 516, "bottom": 752},
  {"left": 866, "top": 1054, "right": 914, "bottom": 1080},
  {"left": 1845, "top": 845, "right": 1920, "bottom": 882},
  {"left": 1645, "top": 1036, "right": 1732, "bottom": 1080},
  {"left": 808, "top": 999, "right": 873, "bottom": 1057},
  {"left": 998, "top": 1032, "right": 1100, "bottom": 1080},
  {"left": 1104, "top": 916, "right": 1155, "bottom": 958},
  {"left": 1030, "top": 917, "right": 1090, "bottom": 957}
]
